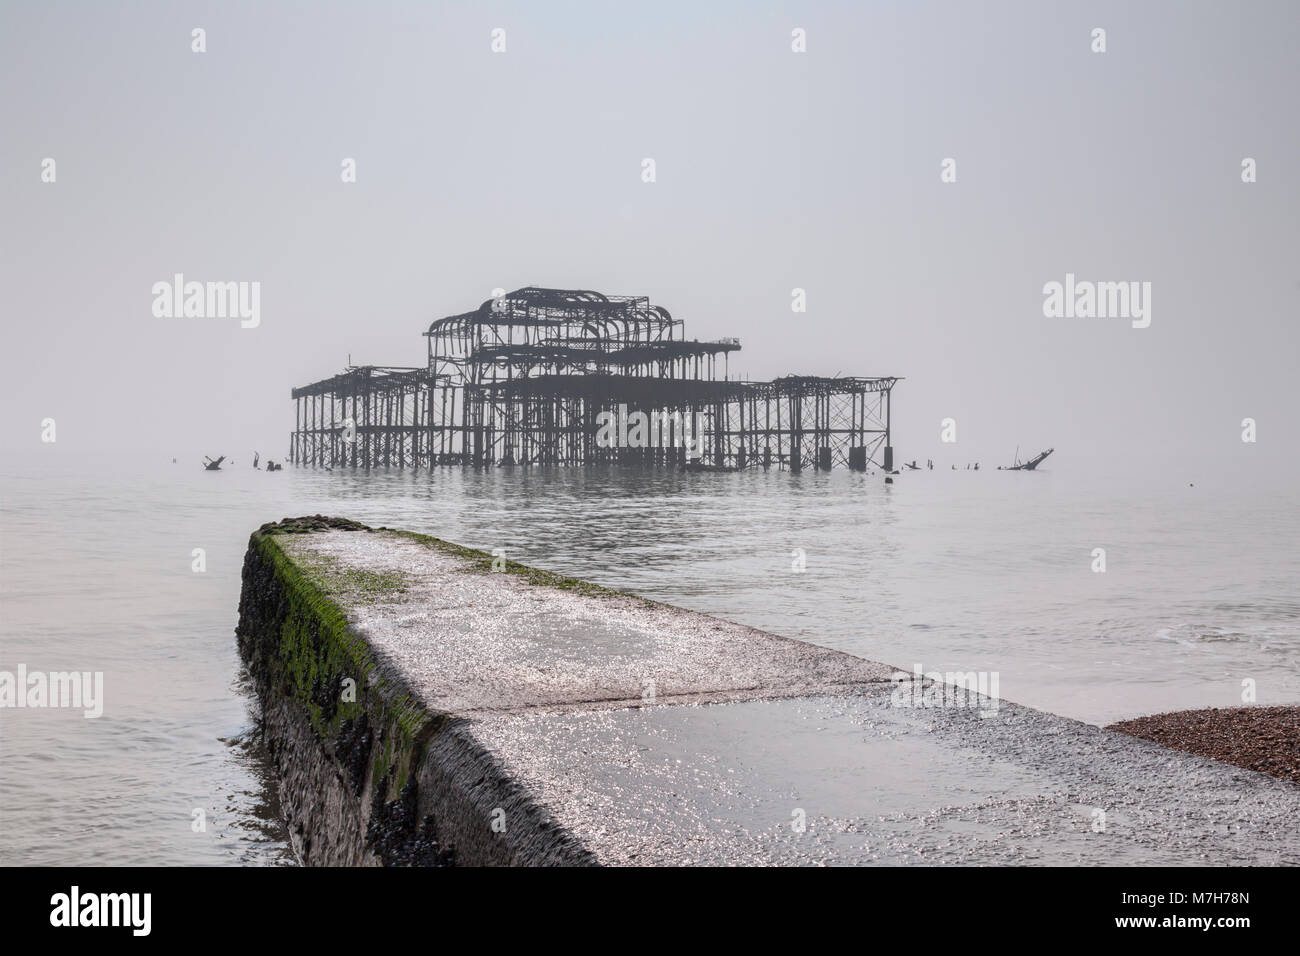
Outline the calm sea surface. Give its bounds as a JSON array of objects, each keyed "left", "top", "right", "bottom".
[{"left": 2, "top": 453, "right": 1297, "bottom": 865}]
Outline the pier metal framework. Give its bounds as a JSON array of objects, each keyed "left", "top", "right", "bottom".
[
  {"left": 290, "top": 366, "right": 431, "bottom": 469},
  {"left": 289, "top": 288, "right": 897, "bottom": 471}
]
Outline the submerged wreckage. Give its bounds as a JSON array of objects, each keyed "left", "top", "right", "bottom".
[
  {"left": 289, "top": 287, "right": 900, "bottom": 472},
  {"left": 1002, "top": 448, "right": 1054, "bottom": 471}
]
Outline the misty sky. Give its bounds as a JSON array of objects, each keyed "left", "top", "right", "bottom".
[{"left": 2, "top": 0, "right": 1297, "bottom": 473}]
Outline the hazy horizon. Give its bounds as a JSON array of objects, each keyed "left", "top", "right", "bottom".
[{"left": 3, "top": 0, "right": 1297, "bottom": 474}]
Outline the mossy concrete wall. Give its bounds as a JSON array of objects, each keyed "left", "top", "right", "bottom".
[
  {"left": 235, "top": 516, "right": 594, "bottom": 865},
  {"left": 234, "top": 516, "right": 1300, "bottom": 867},
  {"left": 233, "top": 513, "right": 894, "bottom": 866}
]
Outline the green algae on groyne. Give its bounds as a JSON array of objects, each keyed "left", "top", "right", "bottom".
[{"left": 235, "top": 516, "right": 1300, "bottom": 867}]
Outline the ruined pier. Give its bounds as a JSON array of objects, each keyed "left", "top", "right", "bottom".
[{"left": 289, "top": 287, "right": 899, "bottom": 471}]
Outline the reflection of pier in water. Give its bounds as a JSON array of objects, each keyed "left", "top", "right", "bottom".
[{"left": 289, "top": 288, "right": 899, "bottom": 472}]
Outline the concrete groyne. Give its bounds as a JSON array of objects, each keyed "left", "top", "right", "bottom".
[{"left": 236, "top": 517, "right": 1300, "bottom": 866}]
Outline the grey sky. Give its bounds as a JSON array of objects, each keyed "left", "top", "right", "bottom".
[{"left": 2, "top": 0, "right": 1296, "bottom": 473}]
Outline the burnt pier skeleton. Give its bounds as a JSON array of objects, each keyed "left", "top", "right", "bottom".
[{"left": 289, "top": 287, "right": 899, "bottom": 472}]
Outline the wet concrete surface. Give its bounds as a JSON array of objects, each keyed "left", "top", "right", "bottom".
[
  {"left": 278, "top": 530, "right": 893, "bottom": 714},
  {"left": 470, "top": 693, "right": 1300, "bottom": 865},
  {"left": 278, "top": 529, "right": 1300, "bottom": 866}
]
